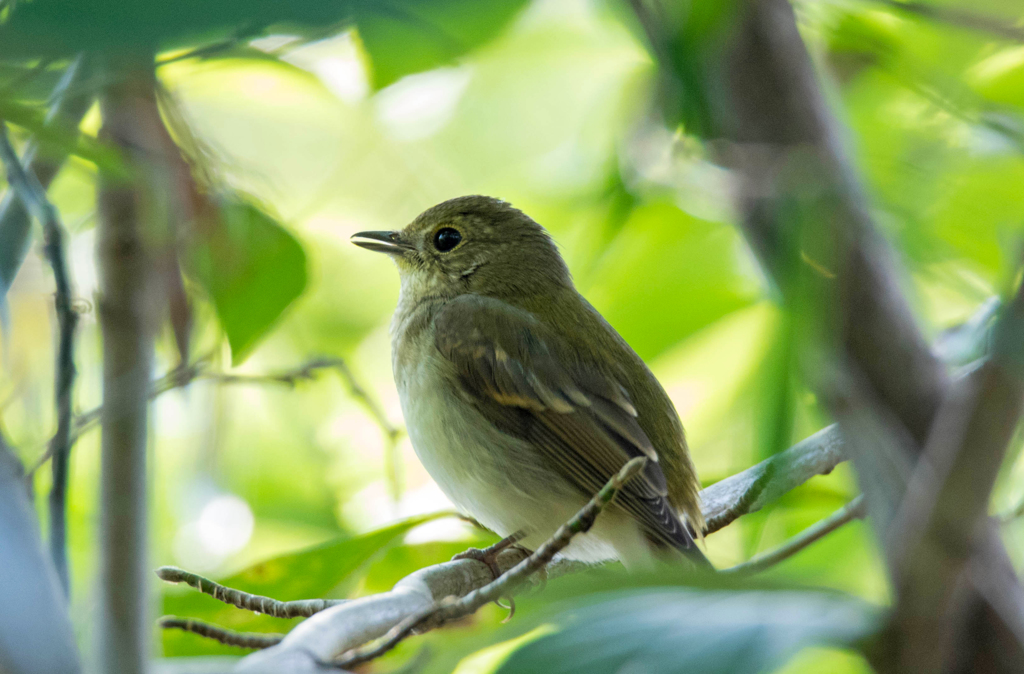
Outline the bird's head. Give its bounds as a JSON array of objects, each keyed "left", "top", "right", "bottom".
[{"left": 351, "top": 195, "right": 571, "bottom": 302}]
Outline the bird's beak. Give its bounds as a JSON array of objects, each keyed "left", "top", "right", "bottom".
[{"left": 350, "top": 230, "right": 412, "bottom": 255}]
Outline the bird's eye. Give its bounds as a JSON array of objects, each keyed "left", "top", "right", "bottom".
[{"left": 433, "top": 227, "right": 462, "bottom": 252}]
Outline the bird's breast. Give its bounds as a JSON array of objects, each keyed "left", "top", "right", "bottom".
[
  {"left": 391, "top": 322, "right": 579, "bottom": 539},
  {"left": 393, "top": 327, "right": 550, "bottom": 503}
]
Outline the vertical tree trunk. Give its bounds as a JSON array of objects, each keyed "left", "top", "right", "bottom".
[{"left": 96, "top": 57, "right": 159, "bottom": 674}]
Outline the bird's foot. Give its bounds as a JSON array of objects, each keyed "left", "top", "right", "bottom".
[
  {"left": 452, "top": 531, "right": 527, "bottom": 621},
  {"left": 452, "top": 530, "right": 526, "bottom": 579}
]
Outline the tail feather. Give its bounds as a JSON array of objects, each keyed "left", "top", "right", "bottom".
[{"left": 646, "top": 519, "right": 715, "bottom": 570}]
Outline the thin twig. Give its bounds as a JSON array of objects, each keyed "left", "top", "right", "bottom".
[
  {"left": 333, "top": 457, "right": 650, "bottom": 669},
  {"left": 156, "top": 566, "right": 346, "bottom": 619},
  {"left": 723, "top": 496, "right": 866, "bottom": 576},
  {"left": 328, "top": 358, "right": 404, "bottom": 500},
  {"left": 329, "top": 358, "right": 402, "bottom": 438},
  {"left": 29, "top": 356, "right": 392, "bottom": 478},
  {"left": 0, "top": 119, "right": 78, "bottom": 597},
  {"left": 158, "top": 617, "right": 283, "bottom": 650}
]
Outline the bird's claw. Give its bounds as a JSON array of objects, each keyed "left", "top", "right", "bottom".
[
  {"left": 452, "top": 546, "right": 504, "bottom": 581},
  {"left": 452, "top": 531, "right": 526, "bottom": 620}
]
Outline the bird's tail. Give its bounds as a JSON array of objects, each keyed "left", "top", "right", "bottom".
[{"left": 678, "top": 537, "right": 714, "bottom": 570}]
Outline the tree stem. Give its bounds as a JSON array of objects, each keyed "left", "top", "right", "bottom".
[{"left": 96, "top": 56, "right": 159, "bottom": 674}]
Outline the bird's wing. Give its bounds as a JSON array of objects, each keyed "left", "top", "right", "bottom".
[{"left": 433, "top": 294, "right": 698, "bottom": 552}]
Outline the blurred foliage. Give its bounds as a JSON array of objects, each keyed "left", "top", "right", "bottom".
[
  {"left": 497, "top": 588, "right": 876, "bottom": 674},
  {"left": 161, "top": 513, "right": 449, "bottom": 656},
  {"left": 0, "top": 0, "right": 530, "bottom": 91},
  {"left": 185, "top": 197, "right": 307, "bottom": 364},
  {"left": 1, "top": 0, "right": 1023, "bottom": 672}
]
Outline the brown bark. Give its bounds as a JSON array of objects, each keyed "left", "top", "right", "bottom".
[{"left": 96, "top": 56, "right": 162, "bottom": 674}]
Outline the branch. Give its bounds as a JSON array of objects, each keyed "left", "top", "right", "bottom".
[
  {"left": 723, "top": 495, "right": 866, "bottom": 576},
  {"left": 214, "top": 426, "right": 847, "bottom": 673},
  {"left": 158, "top": 617, "right": 283, "bottom": 650},
  {"left": 28, "top": 356, "right": 393, "bottom": 479},
  {"left": 156, "top": 566, "right": 345, "bottom": 619},
  {"left": 661, "top": 0, "right": 1022, "bottom": 668},
  {"left": 701, "top": 424, "right": 845, "bottom": 534},
  {"left": 0, "top": 119, "right": 80, "bottom": 597},
  {"left": 873, "top": 0, "right": 1024, "bottom": 43},
  {"left": 334, "top": 458, "right": 650, "bottom": 670},
  {"left": 883, "top": 279, "right": 1024, "bottom": 670}
]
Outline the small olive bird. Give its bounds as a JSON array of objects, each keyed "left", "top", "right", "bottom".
[{"left": 352, "top": 196, "right": 709, "bottom": 568}]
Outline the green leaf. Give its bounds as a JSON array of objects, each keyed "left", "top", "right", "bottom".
[
  {"left": 497, "top": 588, "right": 877, "bottom": 674},
  {"left": 0, "top": 99, "right": 125, "bottom": 174},
  {"left": 360, "top": 536, "right": 499, "bottom": 595},
  {"left": 354, "top": 0, "right": 529, "bottom": 90},
  {"left": 161, "top": 512, "right": 448, "bottom": 656},
  {"left": 0, "top": 0, "right": 337, "bottom": 58},
  {"left": 186, "top": 198, "right": 307, "bottom": 365},
  {"left": 581, "top": 201, "right": 760, "bottom": 361},
  {"left": 219, "top": 512, "right": 447, "bottom": 602},
  {"left": 0, "top": 0, "right": 528, "bottom": 88}
]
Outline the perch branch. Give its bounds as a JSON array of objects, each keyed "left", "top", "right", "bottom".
[
  {"left": 158, "top": 617, "right": 283, "bottom": 650},
  {"left": 702, "top": 424, "right": 845, "bottom": 534},
  {"left": 0, "top": 120, "right": 79, "bottom": 596},
  {"left": 723, "top": 495, "right": 866, "bottom": 576},
  {"left": 334, "top": 457, "right": 649, "bottom": 670},
  {"left": 223, "top": 425, "right": 847, "bottom": 673},
  {"left": 156, "top": 566, "right": 345, "bottom": 619}
]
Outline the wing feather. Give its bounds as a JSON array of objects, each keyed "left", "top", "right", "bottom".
[{"left": 434, "top": 295, "right": 697, "bottom": 552}]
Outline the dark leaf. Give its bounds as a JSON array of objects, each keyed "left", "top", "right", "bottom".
[
  {"left": 354, "top": 0, "right": 528, "bottom": 90},
  {"left": 497, "top": 588, "right": 877, "bottom": 674},
  {"left": 0, "top": 0, "right": 528, "bottom": 91}
]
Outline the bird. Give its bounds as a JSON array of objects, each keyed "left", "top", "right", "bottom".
[{"left": 351, "top": 195, "right": 709, "bottom": 569}]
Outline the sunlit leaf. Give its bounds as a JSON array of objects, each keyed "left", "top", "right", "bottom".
[
  {"left": 221, "top": 512, "right": 448, "bottom": 601},
  {"left": 970, "top": 46, "right": 1024, "bottom": 112},
  {"left": 359, "top": 536, "right": 498, "bottom": 596},
  {"left": 0, "top": 99, "right": 124, "bottom": 173},
  {"left": 497, "top": 588, "right": 877, "bottom": 674},
  {"left": 583, "top": 201, "right": 760, "bottom": 361},
  {"left": 186, "top": 198, "right": 307, "bottom": 365}
]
